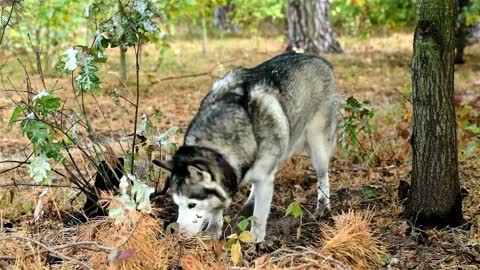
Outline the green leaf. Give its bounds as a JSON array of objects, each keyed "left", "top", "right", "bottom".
[
  {"left": 61, "top": 48, "right": 78, "bottom": 72},
  {"left": 223, "top": 215, "right": 232, "bottom": 224},
  {"left": 22, "top": 201, "right": 32, "bottom": 213},
  {"left": 465, "top": 124, "right": 480, "bottom": 134},
  {"left": 237, "top": 219, "right": 249, "bottom": 231},
  {"left": 109, "top": 207, "right": 126, "bottom": 224},
  {"left": 285, "top": 201, "right": 303, "bottom": 218},
  {"left": 131, "top": 177, "right": 155, "bottom": 213},
  {"left": 20, "top": 119, "right": 49, "bottom": 146},
  {"left": 28, "top": 154, "right": 51, "bottom": 184},
  {"left": 33, "top": 90, "right": 61, "bottom": 115},
  {"left": 44, "top": 142, "right": 64, "bottom": 162},
  {"left": 8, "top": 106, "right": 25, "bottom": 127},
  {"left": 76, "top": 54, "right": 100, "bottom": 93}
]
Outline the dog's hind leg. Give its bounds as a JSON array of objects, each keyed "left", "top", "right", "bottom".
[{"left": 306, "top": 110, "right": 337, "bottom": 218}]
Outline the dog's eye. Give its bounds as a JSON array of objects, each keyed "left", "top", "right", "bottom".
[{"left": 188, "top": 203, "right": 196, "bottom": 209}]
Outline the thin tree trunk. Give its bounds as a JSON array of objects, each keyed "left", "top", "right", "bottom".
[
  {"left": 201, "top": 17, "right": 208, "bottom": 55},
  {"left": 120, "top": 49, "right": 127, "bottom": 81},
  {"left": 287, "top": 0, "right": 342, "bottom": 54},
  {"left": 214, "top": 6, "right": 228, "bottom": 31},
  {"left": 405, "top": 0, "right": 464, "bottom": 227},
  {"left": 119, "top": 1, "right": 127, "bottom": 81}
]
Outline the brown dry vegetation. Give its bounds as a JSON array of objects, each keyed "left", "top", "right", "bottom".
[{"left": 1, "top": 33, "right": 479, "bottom": 269}]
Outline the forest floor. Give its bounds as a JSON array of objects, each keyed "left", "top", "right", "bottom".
[{"left": 0, "top": 32, "right": 479, "bottom": 269}]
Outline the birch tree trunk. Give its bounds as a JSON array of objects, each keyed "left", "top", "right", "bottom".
[{"left": 287, "top": 0, "right": 342, "bottom": 54}]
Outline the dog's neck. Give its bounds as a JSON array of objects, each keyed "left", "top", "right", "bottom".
[{"left": 215, "top": 154, "right": 238, "bottom": 195}]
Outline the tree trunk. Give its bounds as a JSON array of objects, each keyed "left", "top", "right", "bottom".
[
  {"left": 120, "top": 48, "right": 127, "bottom": 81},
  {"left": 214, "top": 6, "right": 228, "bottom": 31},
  {"left": 119, "top": 2, "right": 127, "bottom": 81},
  {"left": 201, "top": 16, "right": 208, "bottom": 55},
  {"left": 455, "top": 0, "right": 470, "bottom": 64},
  {"left": 287, "top": 0, "right": 342, "bottom": 54},
  {"left": 405, "top": 0, "right": 464, "bottom": 227}
]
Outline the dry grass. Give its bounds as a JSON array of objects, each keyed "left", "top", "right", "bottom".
[
  {"left": 320, "top": 210, "right": 385, "bottom": 269},
  {"left": 252, "top": 210, "right": 385, "bottom": 270},
  {"left": 78, "top": 210, "right": 165, "bottom": 270}
]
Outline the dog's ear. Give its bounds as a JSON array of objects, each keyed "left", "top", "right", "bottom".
[
  {"left": 187, "top": 165, "right": 212, "bottom": 183},
  {"left": 152, "top": 159, "right": 174, "bottom": 173}
]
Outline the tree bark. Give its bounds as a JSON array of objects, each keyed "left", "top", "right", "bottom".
[
  {"left": 214, "top": 6, "right": 228, "bottom": 31},
  {"left": 405, "top": 0, "right": 464, "bottom": 227},
  {"left": 287, "top": 0, "right": 342, "bottom": 54},
  {"left": 455, "top": 0, "right": 470, "bottom": 64}
]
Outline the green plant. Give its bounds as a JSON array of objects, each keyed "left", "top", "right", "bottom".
[
  {"left": 230, "top": 0, "right": 285, "bottom": 38},
  {"left": 224, "top": 216, "right": 256, "bottom": 265},
  {"left": 285, "top": 200, "right": 303, "bottom": 239},
  {"left": 457, "top": 98, "right": 480, "bottom": 160},
  {"left": 5, "top": 0, "right": 85, "bottom": 69},
  {"left": 462, "top": 1, "right": 480, "bottom": 25},
  {"left": 339, "top": 97, "right": 377, "bottom": 165},
  {"left": 4, "top": 1, "right": 173, "bottom": 224},
  {"left": 331, "top": 0, "right": 416, "bottom": 36}
]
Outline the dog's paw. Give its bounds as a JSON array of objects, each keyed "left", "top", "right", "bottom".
[
  {"left": 250, "top": 222, "right": 266, "bottom": 243},
  {"left": 314, "top": 204, "right": 331, "bottom": 219}
]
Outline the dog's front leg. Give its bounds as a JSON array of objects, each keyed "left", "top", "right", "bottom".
[
  {"left": 206, "top": 210, "right": 224, "bottom": 240},
  {"left": 250, "top": 174, "right": 274, "bottom": 243}
]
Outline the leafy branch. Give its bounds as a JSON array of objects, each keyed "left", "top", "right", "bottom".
[{"left": 0, "top": 0, "right": 20, "bottom": 45}]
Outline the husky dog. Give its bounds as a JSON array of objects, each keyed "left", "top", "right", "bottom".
[{"left": 153, "top": 53, "right": 338, "bottom": 242}]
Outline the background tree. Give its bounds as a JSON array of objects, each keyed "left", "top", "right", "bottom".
[
  {"left": 404, "top": 0, "right": 464, "bottom": 226},
  {"left": 455, "top": 0, "right": 471, "bottom": 64},
  {"left": 287, "top": 0, "right": 342, "bottom": 54}
]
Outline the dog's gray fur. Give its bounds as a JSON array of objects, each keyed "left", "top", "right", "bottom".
[{"left": 154, "top": 53, "right": 338, "bottom": 242}]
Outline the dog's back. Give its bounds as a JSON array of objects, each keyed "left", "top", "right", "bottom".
[{"left": 185, "top": 53, "right": 337, "bottom": 172}]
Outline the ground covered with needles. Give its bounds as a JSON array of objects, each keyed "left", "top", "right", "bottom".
[{"left": 0, "top": 32, "right": 479, "bottom": 269}]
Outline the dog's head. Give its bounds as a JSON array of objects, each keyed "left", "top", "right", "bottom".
[{"left": 153, "top": 152, "right": 233, "bottom": 235}]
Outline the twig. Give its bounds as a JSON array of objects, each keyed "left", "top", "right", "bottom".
[
  {"left": 0, "top": 182, "right": 80, "bottom": 189},
  {"left": 28, "top": 33, "right": 46, "bottom": 89},
  {"left": 155, "top": 71, "right": 212, "bottom": 82},
  {"left": 0, "top": 235, "right": 95, "bottom": 270},
  {"left": 0, "top": 152, "right": 33, "bottom": 175},
  {"left": 0, "top": 1, "right": 16, "bottom": 45},
  {"left": 130, "top": 34, "right": 141, "bottom": 175}
]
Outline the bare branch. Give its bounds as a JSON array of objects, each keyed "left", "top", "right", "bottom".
[{"left": 0, "top": 235, "right": 97, "bottom": 270}]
